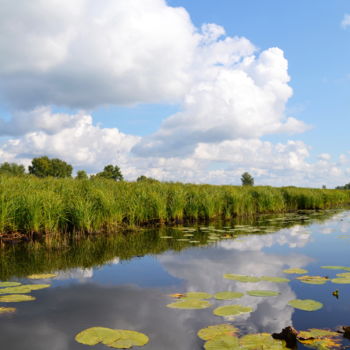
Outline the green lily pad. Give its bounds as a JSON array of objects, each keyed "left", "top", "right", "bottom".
[
  {"left": 75, "top": 327, "right": 149, "bottom": 349},
  {"left": 214, "top": 292, "right": 244, "bottom": 300},
  {"left": 189, "top": 240, "right": 200, "bottom": 243},
  {"left": 296, "top": 276, "right": 329, "bottom": 285},
  {"left": 298, "top": 328, "right": 342, "bottom": 350},
  {"left": 247, "top": 290, "right": 280, "bottom": 297},
  {"left": 177, "top": 238, "right": 189, "bottom": 242},
  {"left": 0, "top": 306, "right": 16, "bottom": 314},
  {"left": 288, "top": 299, "right": 323, "bottom": 311},
  {"left": 0, "top": 294, "right": 36, "bottom": 302},
  {"left": 183, "top": 234, "right": 194, "bottom": 237},
  {"left": 239, "top": 333, "right": 288, "bottom": 349},
  {"left": 321, "top": 266, "right": 350, "bottom": 271},
  {"left": 224, "top": 274, "right": 260, "bottom": 283},
  {"left": 283, "top": 268, "right": 308, "bottom": 274},
  {"left": 336, "top": 272, "right": 350, "bottom": 277},
  {"left": 0, "top": 282, "right": 21, "bottom": 288},
  {"left": 198, "top": 324, "right": 239, "bottom": 341},
  {"left": 331, "top": 277, "right": 350, "bottom": 284},
  {"left": 27, "top": 274, "right": 57, "bottom": 279},
  {"left": 160, "top": 236, "right": 173, "bottom": 239},
  {"left": 0, "top": 284, "right": 50, "bottom": 294},
  {"left": 167, "top": 299, "right": 212, "bottom": 310},
  {"left": 204, "top": 335, "right": 240, "bottom": 349},
  {"left": 260, "top": 276, "right": 290, "bottom": 283},
  {"left": 213, "top": 304, "right": 253, "bottom": 317}
]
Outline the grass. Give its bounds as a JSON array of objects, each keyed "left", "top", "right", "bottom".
[{"left": 0, "top": 175, "right": 349, "bottom": 236}]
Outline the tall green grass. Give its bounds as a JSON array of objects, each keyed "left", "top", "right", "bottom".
[{"left": 0, "top": 176, "right": 349, "bottom": 236}]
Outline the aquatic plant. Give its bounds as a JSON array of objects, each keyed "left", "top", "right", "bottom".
[{"left": 288, "top": 299, "right": 323, "bottom": 311}]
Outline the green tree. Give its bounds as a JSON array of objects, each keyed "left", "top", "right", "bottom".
[
  {"left": 241, "top": 172, "right": 254, "bottom": 186},
  {"left": 0, "top": 162, "right": 25, "bottom": 176},
  {"left": 136, "top": 175, "right": 159, "bottom": 183},
  {"left": 76, "top": 170, "right": 88, "bottom": 179},
  {"left": 336, "top": 183, "right": 350, "bottom": 190},
  {"left": 96, "top": 164, "right": 123, "bottom": 181},
  {"left": 28, "top": 156, "right": 73, "bottom": 178}
]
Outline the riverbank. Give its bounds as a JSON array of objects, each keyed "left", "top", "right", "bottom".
[{"left": 1, "top": 176, "right": 350, "bottom": 238}]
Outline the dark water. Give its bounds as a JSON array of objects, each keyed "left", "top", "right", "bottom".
[{"left": 1, "top": 210, "right": 350, "bottom": 349}]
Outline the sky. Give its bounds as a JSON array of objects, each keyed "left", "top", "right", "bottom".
[{"left": 0, "top": 0, "right": 349, "bottom": 187}]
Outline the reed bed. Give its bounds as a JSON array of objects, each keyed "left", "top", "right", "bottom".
[{"left": 0, "top": 176, "right": 349, "bottom": 236}]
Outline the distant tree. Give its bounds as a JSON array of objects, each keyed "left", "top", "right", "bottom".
[
  {"left": 0, "top": 162, "right": 25, "bottom": 176},
  {"left": 136, "top": 175, "right": 159, "bottom": 183},
  {"left": 96, "top": 165, "right": 123, "bottom": 181},
  {"left": 336, "top": 183, "right": 350, "bottom": 190},
  {"left": 28, "top": 156, "right": 72, "bottom": 178},
  {"left": 322, "top": 185, "right": 327, "bottom": 189},
  {"left": 76, "top": 170, "right": 88, "bottom": 180},
  {"left": 241, "top": 172, "right": 254, "bottom": 186}
]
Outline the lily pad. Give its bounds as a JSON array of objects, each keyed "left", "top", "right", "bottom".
[
  {"left": 296, "top": 276, "right": 329, "bottom": 285},
  {"left": 0, "top": 282, "right": 21, "bottom": 288},
  {"left": 331, "top": 277, "right": 350, "bottom": 284},
  {"left": 0, "top": 294, "right": 36, "bottom": 302},
  {"left": 224, "top": 274, "right": 260, "bottom": 283},
  {"left": 0, "top": 307, "right": 16, "bottom": 314},
  {"left": 240, "top": 333, "right": 288, "bottom": 349},
  {"left": 321, "top": 266, "right": 350, "bottom": 271},
  {"left": 298, "top": 328, "right": 342, "bottom": 350},
  {"left": 167, "top": 299, "right": 212, "bottom": 310},
  {"left": 247, "top": 290, "right": 280, "bottom": 297},
  {"left": 27, "top": 274, "right": 57, "bottom": 279},
  {"left": 0, "top": 284, "right": 50, "bottom": 294},
  {"left": 198, "top": 324, "right": 239, "bottom": 341},
  {"left": 283, "top": 268, "right": 308, "bottom": 274},
  {"left": 336, "top": 272, "right": 350, "bottom": 277},
  {"left": 288, "top": 299, "right": 323, "bottom": 311},
  {"left": 260, "top": 276, "right": 290, "bottom": 283},
  {"left": 204, "top": 335, "right": 240, "bottom": 349},
  {"left": 75, "top": 327, "right": 149, "bottom": 349},
  {"left": 213, "top": 304, "right": 253, "bottom": 317},
  {"left": 214, "top": 292, "right": 244, "bottom": 300},
  {"left": 160, "top": 236, "right": 173, "bottom": 239}
]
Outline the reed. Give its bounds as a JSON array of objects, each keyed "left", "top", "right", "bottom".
[{"left": 0, "top": 175, "right": 349, "bottom": 236}]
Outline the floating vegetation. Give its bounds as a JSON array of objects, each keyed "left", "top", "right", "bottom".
[
  {"left": 204, "top": 334, "right": 239, "bottom": 349},
  {"left": 321, "top": 266, "right": 350, "bottom": 271},
  {"left": 183, "top": 234, "right": 194, "bottom": 237},
  {"left": 0, "top": 294, "right": 36, "bottom": 302},
  {"left": 27, "top": 273, "right": 57, "bottom": 279},
  {"left": 176, "top": 239, "right": 189, "bottom": 242},
  {"left": 331, "top": 277, "right": 350, "bottom": 284},
  {"left": 239, "top": 333, "right": 288, "bottom": 349},
  {"left": 197, "top": 324, "right": 239, "bottom": 341},
  {"left": 247, "top": 290, "right": 280, "bottom": 297},
  {"left": 224, "top": 274, "right": 260, "bottom": 283},
  {"left": 0, "top": 307, "right": 16, "bottom": 314},
  {"left": 283, "top": 268, "right": 308, "bottom": 274},
  {"left": 336, "top": 272, "right": 350, "bottom": 277},
  {"left": 298, "top": 328, "right": 342, "bottom": 349},
  {"left": 75, "top": 327, "right": 149, "bottom": 349},
  {"left": 288, "top": 299, "right": 323, "bottom": 311},
  {"left": 189, "top": 240, "right": 200, "bottom": 243},
  {"left": 167, "top": 299, "right": 212, "bottom": 310},
  {"left": 159, "top": 236, "right": 173, "bottom": 239},
  {"left": 0, "top": 282, "right": 21, "bottom": 288},
  {"left": 260, "top": 276, "right": 290, "bottom": 283},
  {"left": 0, "top": 284, "right": 50, "bottom": 294},
  {"left": 213, "top": 305, "right": 253, "bottom": 317},
  {"left": 214, "top": 292, "right": 244, "bottom": 300},
  {"left": 296, "top": 275, "right": 329, "bottom": 285}
]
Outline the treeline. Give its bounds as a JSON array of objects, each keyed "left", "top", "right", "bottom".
[
  {"left": 336, "top": 183, "right": 350, "bottom": 190},
  {"left": 0, "top": 176, "right": 349, "bottom": 237}
]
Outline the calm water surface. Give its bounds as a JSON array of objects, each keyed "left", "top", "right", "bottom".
[{"left": 1, "top": 210, "right": 350, "bottom": 349}]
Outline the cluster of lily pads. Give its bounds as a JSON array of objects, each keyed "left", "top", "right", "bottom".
[
  {"left": 0, "top": 273, "right": 56, "bottom": 315},
  {"left": 196, "top": 324, "right": 343, "bottom": 349}
]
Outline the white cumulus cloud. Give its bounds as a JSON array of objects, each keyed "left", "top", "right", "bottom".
[{"left": 341, "top": 14, "right": 350, "bottom": 29}]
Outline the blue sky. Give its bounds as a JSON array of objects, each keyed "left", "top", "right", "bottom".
[{"left": 0, "top": 0, "right": 349, "bottom": 187}]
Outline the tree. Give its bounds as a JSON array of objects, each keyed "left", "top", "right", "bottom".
[
  {"left": 241, "top": 172, "right": 254, "bottom": 186},
  {"left": 136, "top": 175, "right": 159, "bottom": 183},
  {"left": 336, "top": 183, "right": 350, "bottom": 190},
  {"left": 76, "top": 170, "right": 88, "bottom": 179},
  {"left": 96, "top": 165, "right": 123, "bottom": 181},
  {"left": 0, "top": 162, "right": 25, "bottom": 176},
  {"left": 28, "top": 156, "right": 73, "bottom": 178}
]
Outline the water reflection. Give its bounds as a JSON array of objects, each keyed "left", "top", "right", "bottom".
[{"left": 1, "top": 210, "right": 350, "bottom": 350}]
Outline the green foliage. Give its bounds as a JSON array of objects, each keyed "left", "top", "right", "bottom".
[
  {"left": 136, "top": 175, "right": 159, "bottom": 183},
  {"left": 336, "top": 182, "right": 350, "bottom": 189},
  {"left": 241, "top": 172, "right": 254, "bottom": 186},
  {"left": 0, "top": 162, "right": 25, "bottom": 176},
  {"left": 96, "top": 164, "right": 123, "bottom": 181},
  {"left": 76, "top": 170, "right": 88, "bottom": 180},
  {"left": 28, "top": 156, "right": 72, "bottom": 178}
]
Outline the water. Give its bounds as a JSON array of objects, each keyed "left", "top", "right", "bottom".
[{"left": 1, "top": 210, "right": 350, "bottom": 349}]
